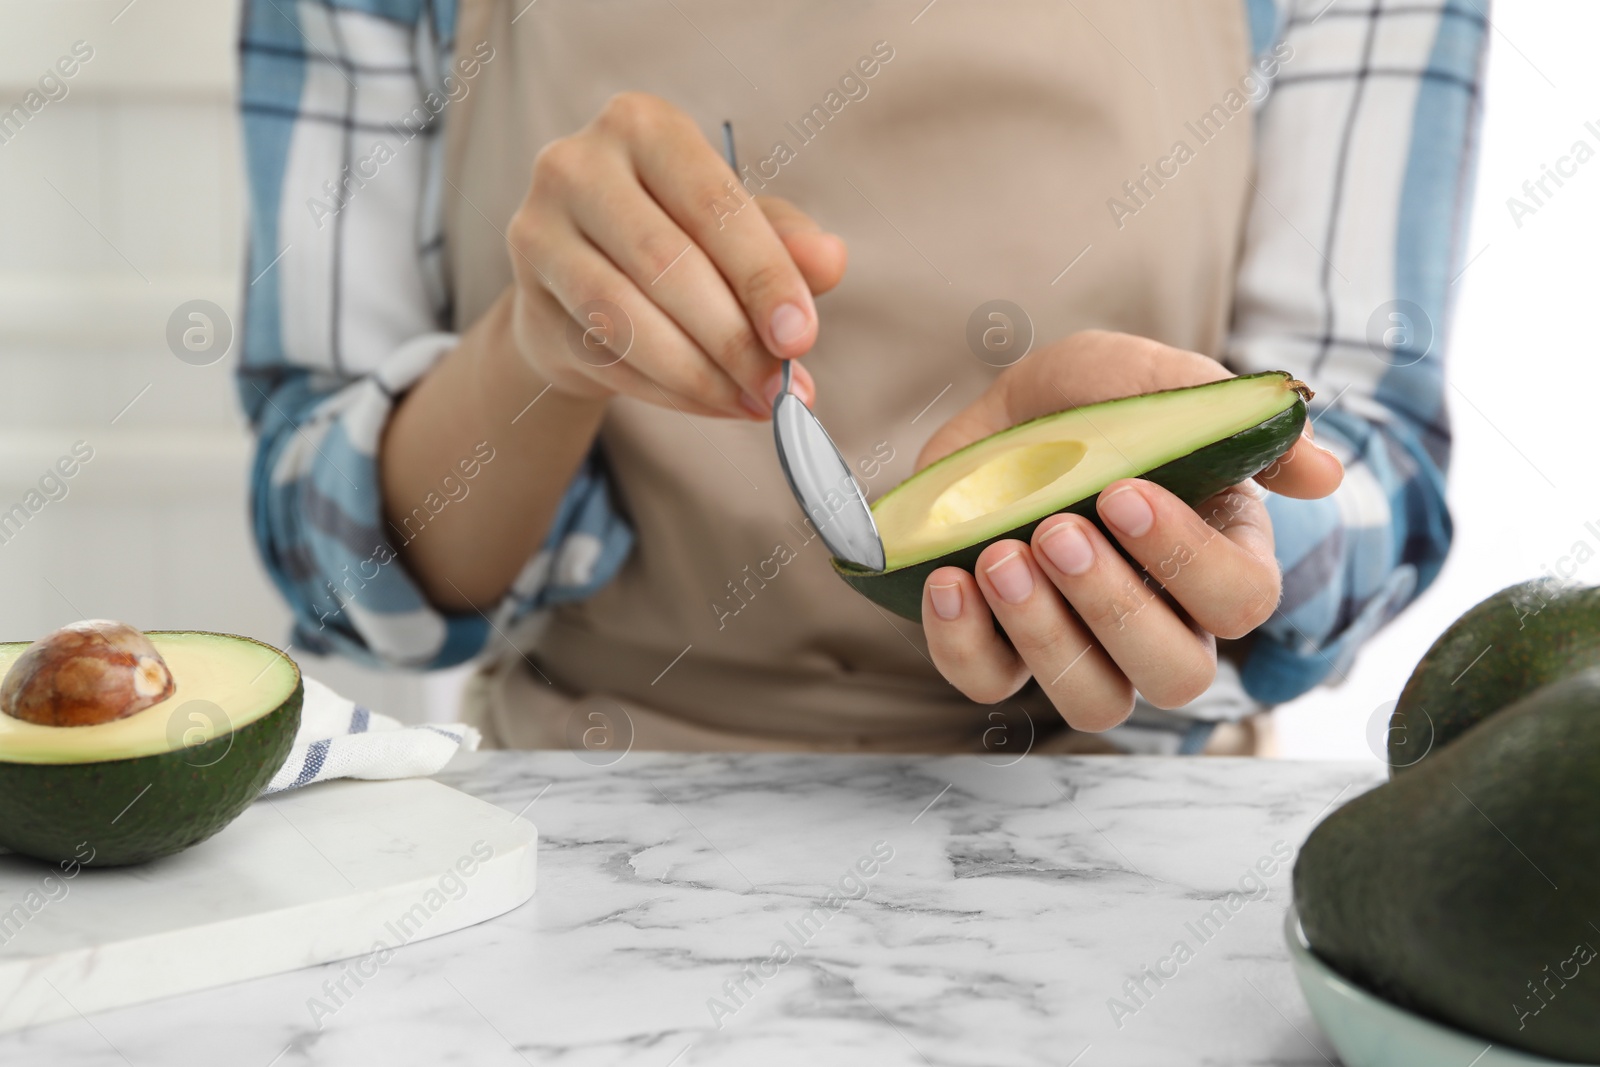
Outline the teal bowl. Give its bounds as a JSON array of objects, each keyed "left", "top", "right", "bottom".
[{"left": 1283, "top": 907, "right": 1592, "bottom": 1067}]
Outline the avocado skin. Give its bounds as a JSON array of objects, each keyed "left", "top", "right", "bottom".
[
  {"left": 835, "top": 401, "right": 1306, "bottom": 620},
  {"left": 0, "top": 679, "right": 302, "bottom": 867},
  {"left": 1295, "top": 669, "right": 1600, "bottom": 1062},
  {"left": 1391, "top": 579, "right": 1600, "bottom": 772}
]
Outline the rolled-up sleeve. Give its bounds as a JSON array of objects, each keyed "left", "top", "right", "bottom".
[
  {"left": 1230, "top": 0, "right": 1488, "bottom": 702},
  {"left": 237, "top": 0, "right": 632, "bottom": 669}
]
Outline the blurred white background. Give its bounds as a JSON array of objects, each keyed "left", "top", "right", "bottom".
[
  {"left": 0, "top": 1, "right": 466, "bottom": 723},
  {"left": 0, "top": 2, "right": 1589, "bottom": 758}
]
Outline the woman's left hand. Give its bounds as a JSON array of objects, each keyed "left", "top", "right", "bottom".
[{"left": 918, "top": 330, "right": 1344, "bottom": 732}]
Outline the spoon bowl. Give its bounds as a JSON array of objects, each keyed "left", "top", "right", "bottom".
[{"left": 771, "top": 362, "right": 885, "bottom": 572}]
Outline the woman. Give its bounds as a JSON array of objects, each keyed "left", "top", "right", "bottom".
[{"left": 238, "top": 0, "right": 1483, "bottom": 755}]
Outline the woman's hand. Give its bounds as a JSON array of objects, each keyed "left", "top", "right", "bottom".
[
  {"left": 507, "top": 92, "right": 848, "bottom": 418},
  {"left": 918, "top": 330, "right": 1344, "bottom": 732}
]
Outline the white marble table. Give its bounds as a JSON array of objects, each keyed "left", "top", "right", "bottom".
[{"left": 0, "top": 751, "right": 1384, "bottom": 1067}]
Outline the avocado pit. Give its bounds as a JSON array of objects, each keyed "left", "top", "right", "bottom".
[{"left": 0, "top": 619, "right": 176, "bottom": 727}]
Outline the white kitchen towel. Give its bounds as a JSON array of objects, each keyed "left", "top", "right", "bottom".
[{"left": 262, "top": 676, "right": 480, "bottom": 795}]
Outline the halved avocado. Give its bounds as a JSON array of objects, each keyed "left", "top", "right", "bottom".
[
  {"left": 836, "top": 373, "right": 1310, "bottom": 618},
  {"left": 0, "top": 632, "right": 302, "bottom": 867}
]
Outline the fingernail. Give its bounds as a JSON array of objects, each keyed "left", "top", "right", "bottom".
[
  {"left": 1302, "top": 421, "right": 1338, "bottom": 458},
  {"left": 929, "top": 581, "right": 962, "bottom": 620},
  {"left": 769, "top": 302, "right": 809, "bottom": 348},
  {"left": 984, "top": 550, "right": 1034, "bottom": 604},
  {"left": 1100, "top": 486, "right": 1153, "bottom": 538},
  {"left": 1039, "top": 523, "right": 1094, "bottom": 576},
  {"left": 740, "top": 391, "right": 769, "bottom": 418}
]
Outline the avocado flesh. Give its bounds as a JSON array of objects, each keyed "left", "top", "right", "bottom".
[
  {"left": 0, "top": 631, "right": 295, "bottom": 763},
  {"left": 0, "top": 632, "right": 302, "bottom": 866},
  {"left": 838, "top": 373, "right": 1308, "bottom": 619},
  {"left": 1296, "top": 669, "right": 1600, "bottom": 1062},
  {"left": 1391, "top": 578, "right": 1600, "bottom": 772}
]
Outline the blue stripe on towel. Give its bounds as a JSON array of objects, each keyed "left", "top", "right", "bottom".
[{"left": 292, "top": 738, "right": 331, "bottom": 787}]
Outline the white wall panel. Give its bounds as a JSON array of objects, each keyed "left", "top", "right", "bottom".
[{"left": 0, "top": 1, "right": 450, "bottom": 726}]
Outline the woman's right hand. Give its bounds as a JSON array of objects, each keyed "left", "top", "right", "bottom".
[{"left": 507, "top": 92, "right": 848, "bottom": 419}]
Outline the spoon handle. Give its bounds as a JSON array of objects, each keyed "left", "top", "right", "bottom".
[
  {"left": 724, "top": 119, "right": 790, "bottom": 404},
  {"left": 721, "top": 120, "right": 738, "bottom": 173}
]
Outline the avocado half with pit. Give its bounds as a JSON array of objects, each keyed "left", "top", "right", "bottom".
[
  {"left": 835, "top": 372, "right": 1311, "bottom": 618},
  {"left": 0, "top": 631, "right": 302, "bottom": 867}
]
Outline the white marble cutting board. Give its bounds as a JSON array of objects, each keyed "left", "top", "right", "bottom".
[{"left": 0, "top": 777, "right": 537, "bottom": 1033}]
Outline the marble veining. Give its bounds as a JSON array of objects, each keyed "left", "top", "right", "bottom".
[{"left": 0, "top": 751, "right": 1385, "bottom": 1066}]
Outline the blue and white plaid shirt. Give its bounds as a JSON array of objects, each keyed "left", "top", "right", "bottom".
[{"left": 237, "top": 0, "right": 1486, "bottom": 706}]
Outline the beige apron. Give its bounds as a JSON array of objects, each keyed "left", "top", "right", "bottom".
[{"left": 444, "top": 0, "right": 1259, "bottom": 754}]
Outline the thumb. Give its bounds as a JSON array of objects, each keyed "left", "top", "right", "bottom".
[{"left": 913, "top": 387, "right": 1011, "bottom": 472}]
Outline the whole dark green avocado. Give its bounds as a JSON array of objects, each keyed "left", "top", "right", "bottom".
[
  {"left": 1389, "top": 579, "right": 1600, "bottom": 771},
  {"left": 1297, "top": 668, "right": 1600, "bottom": 1061}
]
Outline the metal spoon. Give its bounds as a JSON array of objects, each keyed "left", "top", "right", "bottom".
[{"left": 721, "top": 122, "right": 886, "bottom": 572}]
